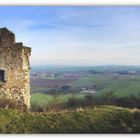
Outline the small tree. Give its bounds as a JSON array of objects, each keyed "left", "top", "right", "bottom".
[
  {"left": 101, "top": 91, "right": 116, "bottom": 104},
  {"left": 66, "top": 97, "right": 81, "bottom": 110},
  {"left": 84, "top": 94, "right": 95, "bottom": 106}
]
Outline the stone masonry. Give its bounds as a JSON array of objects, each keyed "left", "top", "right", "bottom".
[{"left": 0, "top": 27, "right": 31, "bottom": 111}]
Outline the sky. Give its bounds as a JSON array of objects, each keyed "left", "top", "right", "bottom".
[{"left": 0, "top": 6, "right": 140, "bottom": 66}]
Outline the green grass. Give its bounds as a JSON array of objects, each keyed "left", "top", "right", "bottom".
[
  {"left": 0, "top": 105, "right": 140, "bottom": 133},
  {"left": 31, "top": 93, "right": 85, "bottom": 106},
  {"left": 31, "top": 93, "right": 54, "bottom": 105}
]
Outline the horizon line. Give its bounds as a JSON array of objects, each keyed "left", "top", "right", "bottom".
[{"left": 31, "top": 64, "right": 140, "bottom": 67}]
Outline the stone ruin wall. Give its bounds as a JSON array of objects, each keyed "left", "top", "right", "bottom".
[{"left": 0, "top": 28, "right": 31, "bottom": 111}]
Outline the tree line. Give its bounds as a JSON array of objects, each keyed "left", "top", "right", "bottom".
[{"left": 31, "top": 91, "right": 140, "bottom": 112}]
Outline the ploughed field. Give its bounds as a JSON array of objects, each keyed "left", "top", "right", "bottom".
[
  {"left": 30, "top": 78, "right": 78, "bottom": 88},
  {"left": 31, "top": 74, "right": 140, "bottom": 97}
]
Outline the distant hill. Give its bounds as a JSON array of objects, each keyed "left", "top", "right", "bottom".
[{"left": 31, "top": 65, "right": 140, "bottom": 73}]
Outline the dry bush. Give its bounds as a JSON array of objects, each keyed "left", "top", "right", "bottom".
[
  {"left": 45, "top": 102, "right": 65, "bottom": 112},
  {"left": 30, "top": 103, "right": 44, "bottom": 112},
  {"left": 0, "top": 97, "right": 19, "bottom": 110}
]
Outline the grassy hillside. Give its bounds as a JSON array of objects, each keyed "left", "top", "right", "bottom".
[{"left": 0, "top": 105, "right": 140, "bottom": 133}]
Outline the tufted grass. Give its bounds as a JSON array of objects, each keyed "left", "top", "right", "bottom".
[{"left": 0, "top": 105, "right": 139, "bottom": 133}]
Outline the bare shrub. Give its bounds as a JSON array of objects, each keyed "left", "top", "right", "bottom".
[
  {"left": 30, "top": 103, "right": 44, "bottom": 112},
  {"left": 0, "top": 97, "right": 18, "bottom": 110}
]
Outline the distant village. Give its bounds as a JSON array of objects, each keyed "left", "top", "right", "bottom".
[
  {"left": 30, "top": 66, "right": 140, "bottom": 95},
  {"left": 30, "top": 72, "right": 88, "bottom": 79},
  {"left": 30, "top": 71, "right": 97, "bottom": 95}
]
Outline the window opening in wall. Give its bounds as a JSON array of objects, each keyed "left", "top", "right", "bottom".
[{"left": 0, "top": 70, "right": 5, "bottom": 82}]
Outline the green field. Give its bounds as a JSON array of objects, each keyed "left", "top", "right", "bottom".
[
  {"left": 31, "top": 74, "right": 140, "bottom": 108},
  {"left": 31, "top": 93, "right": 85, "bottom": 106},
  {"left": 31, "top": 86, "right": 49, "bottom": 94},
  {"left": 70, "top": 74, "right": 140, "bottom": 97},
  {"left": 0, "top": 105, "right": 140, "bottom": 133}
]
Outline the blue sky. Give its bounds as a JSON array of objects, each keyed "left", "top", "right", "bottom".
[{"left": 0, "top": 6, "right": 140, "bottom": 66}]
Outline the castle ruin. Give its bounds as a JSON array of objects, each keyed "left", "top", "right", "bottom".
[{"left": 0, "top": 28, "right": 31, "bottom": 111}]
